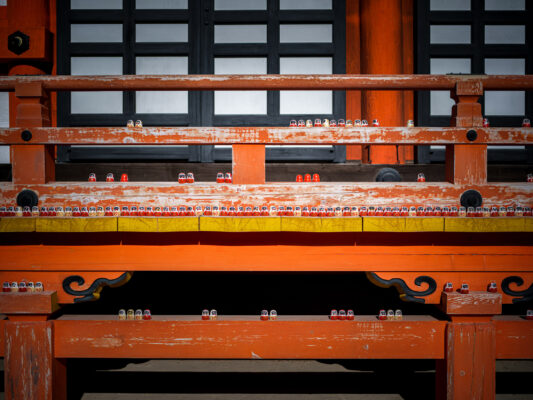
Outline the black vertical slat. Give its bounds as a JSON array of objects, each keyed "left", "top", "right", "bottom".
[
  {"left": 124, "top": 0, "right": 134, "bottom": 122},
  {"left": 332, "top": 0, "right": 346, "bottom": 163},
  {"left": 526, "top": 0, "right": 533, "bottom": 163},
  {"left": 267, "top": 0, "right": 280, "bottom": 120},
  {"left": 472, "top": 0, "right": 484, "bottom": 118},
  {"left": 56, "top": 0, "right": 71, "bottom": 161},
  {"left": 415, "top": 0, "right": 431, "bottom": 164}
]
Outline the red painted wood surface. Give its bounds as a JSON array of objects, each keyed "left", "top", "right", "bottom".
[
  {"left": 0, "top": 74, "right": 532, "bottom": 91},
  {"left": 232, "top": 144, "right": 265, "bottom": 184},
  {"left": 360, "top": 0, "right": 403, "bottom": 164},
  {"left": 1, "top": 244, "right": 530, "bottom": 273},
  {"left": 447, "top": 82, "right": 487, "bottom": 185},
  {"left": 441, "top": 292, "right": 502, "bottom": 315},
  {"left": 1, "top": 126, "right": 531, "bottom": 145},
  {"left": 442, "top": 322, "right": 496, "bottom": 400},
  {"left": 494, "top": 316, "right": 533, "bottom": 359},
  {"left": 53, "top": 315, "right": 445, "bottom": 359},
  {"left": 1, "top": 182, "right": 530, "bottom": 208},
  {"left": 0, "top": 291, "right": 59, "bottom": 315},
  {"left": 11, "top": 82, "right": 54, "bottom": 184},
  {"left": 4, "top": 321, "right": 66, "bottom": 400},
  {"left": 345, "top": 0, "right": 362, "bottom": 161}
]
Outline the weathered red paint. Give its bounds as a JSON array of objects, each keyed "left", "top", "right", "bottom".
[
  {"left": 0, "top": 291, "right": 59, "bottom": 315},
  {"left": 0, "top": 74, "right": 532, "bottom": 91},
  {"left": 4, "top": 321, "right": 66, "bottom": 400},
  {"left": 1, "top": 182, "right": 530, "bottom": 209},
  {"left": 53, "top": 315, "right": 446, "bottom": 359},
  {"left": 439, "top": 322, "right": 496, "bottom": 400},
  {"left": 494, "top": 316, "right": 533, "bottom": 359},
  {"left": 441, "top": 292, "right": 502, "bottom": 315},
  {"left": 0, "top": 126, "right": 531, "bottom": 145}
]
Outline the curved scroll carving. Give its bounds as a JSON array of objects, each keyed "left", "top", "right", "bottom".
[
  {"left": 63, "top": 272, "right": 132, "bottom": 303},
  {"left": 366, "top": 272, "right": 437, "bottom": 304},
  {"left": 501, "top": 276, "right": 533, "bottom": 304}
]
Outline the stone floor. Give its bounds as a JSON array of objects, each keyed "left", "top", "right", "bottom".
[{"left": 2, "top": 359, "right": 532, "bottom": 400}]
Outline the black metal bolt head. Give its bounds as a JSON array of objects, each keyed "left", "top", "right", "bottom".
[
  {"left": 460, "top": 189, "right": 483, "bottom": 208},
  {"left": 8, "top": 31, "right": 30, "bottom": 55},
  {"left": 16, "top": 189, "right": 39, "bottom": 208},
  {"left": 21, "top": 130, "right": 32, "bottom": 142},
  {"left": 375, "top": 167, "right": 402, "bottom": 182},
  {"left": 466, "top": 129, "right": 477, "bottom": 142}
]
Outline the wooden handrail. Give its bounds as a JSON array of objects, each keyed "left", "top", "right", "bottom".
[
  {"left": 1, "top": 74, "right": 533, "bottom": 91},
  {"left": 0, "top": 126, "right": 531, "bottom": 145}
]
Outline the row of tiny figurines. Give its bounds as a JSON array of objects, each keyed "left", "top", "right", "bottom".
[
  {"left": 288, "top": 118, "right": 531, "bottom": 128},
  {"left": 127, "top": 118, "right": 532, "bottom": 129},
  {"left": 1, "top": 205, "right": 532, "bottom": 218},
  {"left": 115, "top": 309, "right": 404, "bottom": 321}
]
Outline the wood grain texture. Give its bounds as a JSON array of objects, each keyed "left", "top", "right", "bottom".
[
  {"left": 2, "top": 127, "right": 530, "bottom": 145},
  {"left": 1, "top": 74, "right": 532, "bottom": 91},
  {"left": 2, "top": 182, "right": 531, "bottom": 209},
  {"left": 53, "top": 316, "right": 446, "bottom": 359},
  {"left": 494, "top": 316, "right": 533, "bottom": 359},
  {"left": 1, "top": 244, "right": 530, "bottom": 273},
  {"left": 444, "top": 322, "right": 495, "bottom": 400},
  {"left": 4, "top": 321, "right": 66, "bottom": 400},
  {"left": 441, "top": 292, "right": 502, "bottom": 315},
  {"left": 0, "top": 291, "right": 59, "bottom": 315}
]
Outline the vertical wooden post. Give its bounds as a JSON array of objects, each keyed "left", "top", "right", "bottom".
[
  {"left": 400, "top": 0, "right": 414, "bottom": 163},
  {"left": 4, "top": 321, "right": 67, "bottom": 400},
  {"left": 437, "top": 291, "right": 501, "bottom": 400},
  {"left": 345, "top": 0, "right": 362, "bottom": 162},
  {"left": 446, "top": 81, "right": 487, "bottom": 185},
  {"left": 360, "top": 0, "right": 404, "bottom": 165},
  {"left": 232, "top": 145, "right": 265, "bottom": 184},
  {"left": 2, "top": 291, "right": 66, "bottom": 400},
  {"left": 11, "top": 82, "right": 55, "bottom": 184}
]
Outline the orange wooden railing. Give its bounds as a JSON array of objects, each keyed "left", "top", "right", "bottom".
[{"left": 0, "top": 74, "right": 532, "bottom": 400}]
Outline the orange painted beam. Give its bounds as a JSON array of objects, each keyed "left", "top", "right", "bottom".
[
  {"left": 0, "top": 317, "right": 5, "bottom": 357},
  {"left": 0, "top": 74, "right": 532, "bottom": 91},
  {"left": 4, "top": 321, "right": 67, "bottom": 400},
  {"left": 441, "top": 292, "right": 502, "bottom": 315},
  {"left": 360, "top": 0, "right": 403, "bottom": 164},
  {"left": 494, "top": 316, "right": 533, "bottom": 359},
  {"left": 1, "top": 182, "right": 531, "bottom": 208},
  {"left": 232, "top": 144, "right": 265, "bottom": 184},
  {"left": 0, "top": 291, "right": 59, "bottom": 315},
  {"left": 0, "top": 126, "right": 531, "bottom": 145},
  {"left": 53, "top": 315, "right": 445, "bottom": 359},
  {"left": 0, "top": 244, "right": 531, "bottom": 273}
]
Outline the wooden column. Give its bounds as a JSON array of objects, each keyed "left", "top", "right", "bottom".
[
  {"left": 2, "top": 291, "right": 66, "bottom": 400},
  {"left": 345, "top": 0, "right": 362, "bottom": 162},
  {"left": 11, "top": 81, "right": 55, "bottom": 184},
  {"left": 360, "top": 0, "right": 404, "bottom": 164},
  {"left": 445, "top": 81, "right": 487, "bottom": 184},
  {"left": 400, "top": 0, "right": 414, "bottom": 163},
  {"left": 436, "top": 291, "right": 501, "bottom": 400},
  {"left": 7, "top": 0, "right": 55, "bottom": 184}
]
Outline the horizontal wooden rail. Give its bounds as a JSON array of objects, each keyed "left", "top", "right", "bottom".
[
  {"left": 1, "top": 182, "right": 531, "bottom": 208},
  {"left": 1, "top": 74, "right": 533, "bottom": 91},
  {"left": 1, "top": 127, "right": 531, "bottom": 145},
  {"left": 53, "top": 315, "right": 446, "bottom": 359},
  {"left": 1, "top": 316, "right": 530, "bottom": 359}
]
